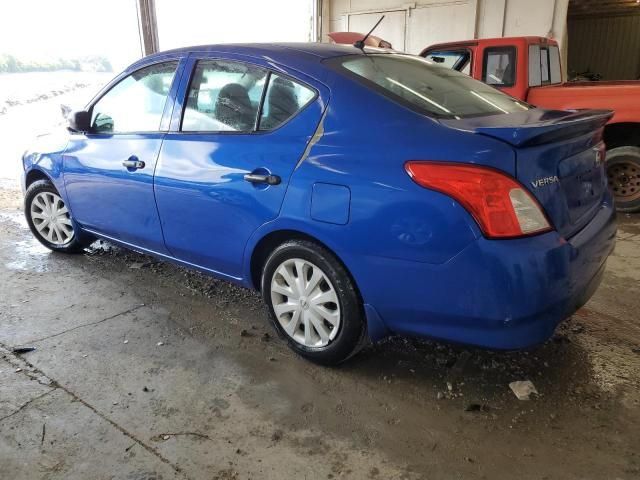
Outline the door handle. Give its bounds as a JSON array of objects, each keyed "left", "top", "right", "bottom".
[
  {"left": 122, "top": 157, "right": 145, "bottom": 170},
  {"left": 244, "top": 173, "right": 281, "bottom": 185}
]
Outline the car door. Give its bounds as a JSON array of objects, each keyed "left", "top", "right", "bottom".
[
  {"left": 153, "top": 55, "right": 325, "bottom": 279},
  {"left": 63, "top": 57, "right": 185, "bottom": 253}
]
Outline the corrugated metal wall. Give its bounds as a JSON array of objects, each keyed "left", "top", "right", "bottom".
[{"left": 568, "top": 14, "right": 640, "bottom": 80}]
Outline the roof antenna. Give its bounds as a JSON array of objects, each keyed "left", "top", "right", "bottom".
[{"left": 354, "top": 15, "right": 385, "bottom": 50}]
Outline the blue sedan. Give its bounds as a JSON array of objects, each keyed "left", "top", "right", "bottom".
[{"left": 22, "top": 43, "right": 616, "bottom": 364}]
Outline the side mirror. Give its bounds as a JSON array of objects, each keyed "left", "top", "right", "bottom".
[
  {"left": 93, "top": 112, "right": 114, "bottom": 133},
  {"left": 67, "top": 110, "right": 91, "bottom": 133}
]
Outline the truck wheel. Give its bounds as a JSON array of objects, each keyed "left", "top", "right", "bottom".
[{"left": 606, "top": 146, "right": 640, "bottom": 213}]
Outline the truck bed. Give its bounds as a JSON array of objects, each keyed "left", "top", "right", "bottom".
[{"left": 527, "top": 81, "right": 640, "bottom": 124}]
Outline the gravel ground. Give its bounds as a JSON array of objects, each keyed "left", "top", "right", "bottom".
[{"left": 1, "top": 184, "right": 639, "bottom": 479}]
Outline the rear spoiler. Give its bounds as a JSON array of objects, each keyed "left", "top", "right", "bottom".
[{"left": 441, "top": 109, "right": 613, "bottom": 147}]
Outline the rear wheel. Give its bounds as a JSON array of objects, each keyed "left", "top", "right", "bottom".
[
  {"left": 24, "top": 179, "right": 86, "bottom": 253},
  {"left": 261, "top": 240, "right": 366, "bottom": 365},
  {"left": 606, "top": 146, "right": 640, "bottom": 213}
]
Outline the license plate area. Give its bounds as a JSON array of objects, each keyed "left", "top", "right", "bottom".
[{"left": 558, "top": 146, "right": 606, "bottom": 224}]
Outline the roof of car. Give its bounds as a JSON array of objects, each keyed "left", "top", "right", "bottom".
[
  {"left": 127, "top": 42, "right": 396, "bottom": 81},
  {"left": 145, "top": 42, "right": 376, "bottom": 62}
]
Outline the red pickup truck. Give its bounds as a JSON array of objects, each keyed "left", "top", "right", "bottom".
[{"left": 329, "top": 33, "right": 640, "bottom": 212}]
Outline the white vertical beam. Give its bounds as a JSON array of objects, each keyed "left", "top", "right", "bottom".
[
  {"left": 136, "top": 0, "right": 159, "bottom": 56},
  {"left": 476, "top": 0, "right": 507, "bottom": 38},
  {"left": 313, "top": 0, "right": 322, "bottom": 41}
]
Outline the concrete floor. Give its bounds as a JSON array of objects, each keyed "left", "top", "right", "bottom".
[{"left": 1, "top": 183, "right": 639, "bottom": 480}]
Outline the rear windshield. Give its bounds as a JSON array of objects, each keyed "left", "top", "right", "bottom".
[{"left": 327, "top": 53, "right": 531, "bottom": 119}]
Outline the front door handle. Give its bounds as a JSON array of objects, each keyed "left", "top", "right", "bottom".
[
  {"left": 122, "top": 156, "right": 145, "bottom": 170},
  {"left": 244, "top": 173, "right": 281, "bottom": 185}
]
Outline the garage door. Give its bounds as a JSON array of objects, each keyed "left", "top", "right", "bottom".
[
  {"left": 406, "top": 1, "right": 478, "bottom": 53},
  {"left": 343, "top": 1, "right": 478, "bottom": 55},
  {"left": 348, "top": 10, "right": 407, "bottom": 51}
]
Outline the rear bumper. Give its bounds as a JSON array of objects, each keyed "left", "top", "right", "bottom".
[{"left": 361, "top": 196, "right": 616, "bottom": 348}]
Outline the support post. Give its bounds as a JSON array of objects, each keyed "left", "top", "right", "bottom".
[{"left": 136, "top": 0, "right": 159, "bottom": 57}]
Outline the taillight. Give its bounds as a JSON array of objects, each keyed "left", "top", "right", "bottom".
[{"left": 405, "top": 162, "right": 552, "bottom": 239}]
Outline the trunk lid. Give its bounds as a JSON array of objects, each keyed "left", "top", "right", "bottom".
[{"left": 442, "top": 109, "right": 613, "bottom": 238}]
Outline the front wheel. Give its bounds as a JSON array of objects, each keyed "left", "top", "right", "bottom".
[
  {"left": 261, "top": 240, "right": 366, "bottom": 365},
  {"left": 606, "top": 146, "right": 640, "bottom": 213},
  {"left": 24, "top": 179, "right": 86, "bottom": 253}
]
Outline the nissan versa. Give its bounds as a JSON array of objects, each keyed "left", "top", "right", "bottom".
[{"left": 21, "top": 43, "right": 616, "bottom": 365}]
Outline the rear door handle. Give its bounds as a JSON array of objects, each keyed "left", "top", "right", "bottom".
[
  {"left": 243, "top": 173, "right": 281, "bottom": 185},
  {"left": 122, "top": 156, "right": 145, "bottom": 170}
]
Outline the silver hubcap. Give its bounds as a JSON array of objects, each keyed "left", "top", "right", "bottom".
[
  {"left": 270, "top": 258, "right": 341, "bottom": 348},
  {"left": 30, "top": 192, "right": 74, "bottom": 246}
]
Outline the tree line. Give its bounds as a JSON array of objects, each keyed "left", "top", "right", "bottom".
[{"left": 0, "top": 54, "right": 113, "bottom": 73}]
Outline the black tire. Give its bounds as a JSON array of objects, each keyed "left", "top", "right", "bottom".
[
  {"left": 24, "top": 179, "right": 87, "bottom": 253},
  {"left": 261, "top": 239, "right": 367, "bottom": 366},
  {"left": 606, "top": 146, "right": 640, "bottom": 213}
]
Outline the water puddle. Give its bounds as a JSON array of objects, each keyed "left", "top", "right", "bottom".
[
  {"left": 5, "top": 238, "right": 50, "bottom": 272},
  {"left": 0, "top": 210, "right": 28, "bottom": 229}
]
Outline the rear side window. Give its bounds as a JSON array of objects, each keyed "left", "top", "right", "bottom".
[
  {"left": 529, "top": 44, "right": 562, "bottom": 87},
  {"left": 548, "top": 46, "right": 562, "bottom": 83},
  {"left": 328, "top": 54, "right": 530, "bottom": 119},
  {"left": 259, "top": 73, "right": 315, "bottom": 130},
  {"left": 182, "top": 60, "right": 267, "bottom": 132},
  {"left": 182, "top": 61, "right": 315, "bottom": 132},
  {"left": 482, "top": 47, "right": 516, "bottom": 87},
  {"left": 540, "top": 48, "right": 550, "bottom": 83}
]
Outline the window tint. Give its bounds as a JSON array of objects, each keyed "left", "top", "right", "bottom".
[
  {"left": 540, "top": 48, "right": 550, "bottom": 83},
  {"left": 91, "top": 62, "right": 177, "bottom": 133},
  {"left": 529, "top": 45, "right": 542, "bottom": 87},
  {"left": 483, "top": 47, "right": 516, "bottom": 87},
  {"left": 425, "top": 50, "right": 471, "bottom": 75},
  {"left": 329, "top": 54, "right": 530, "bottom": 119},
  {"left": 549, "top": 46, "right": 562, "bottom": 84},
  {"left": 259, "top": 73, "right": 315, "bottom": 130},
  {"left": 529, "top": 45, "right": 562, "bottom": 87},
  {"left": 182, "top": 60, "right": 267, "bottom": 132}
]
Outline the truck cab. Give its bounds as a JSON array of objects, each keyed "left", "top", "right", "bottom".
[{"left": 422, "top": 37, "right": 562, "bottom": 101}]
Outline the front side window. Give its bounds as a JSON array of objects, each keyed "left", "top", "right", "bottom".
[
  {"left": 182, "top": 60, "right": 267, "bottom": 132},
  {"left": 329, "top": 54, "right": 530, "bottom": 119},
  {"left": 91, "top": 61, "right": 178, "bottom": 133},
  {"left": 259, "top": 73, "right": 316, "bottom": 130},
  {"left": 483, "top": 47, "right": 516, "bottom": 87}
]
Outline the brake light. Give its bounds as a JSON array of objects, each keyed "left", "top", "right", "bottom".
[{"left": 405, "top": 162, "right": 552, "bottom": 238}]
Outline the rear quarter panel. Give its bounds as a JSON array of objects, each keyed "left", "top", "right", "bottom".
[{"left": 244, "top": 71, "right": 518, "bottom": 294}]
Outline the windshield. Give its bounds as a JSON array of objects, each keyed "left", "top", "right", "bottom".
[{"left": 328, "top": 53, "right": 531, "bottom": 119}]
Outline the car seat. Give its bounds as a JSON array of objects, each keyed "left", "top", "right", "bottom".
[
  {"left": 263, "top": 77, "right": 298, "bottom": 129},
  {"left": 214, "top": 83, "right": 253, "bottom": 131}
]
